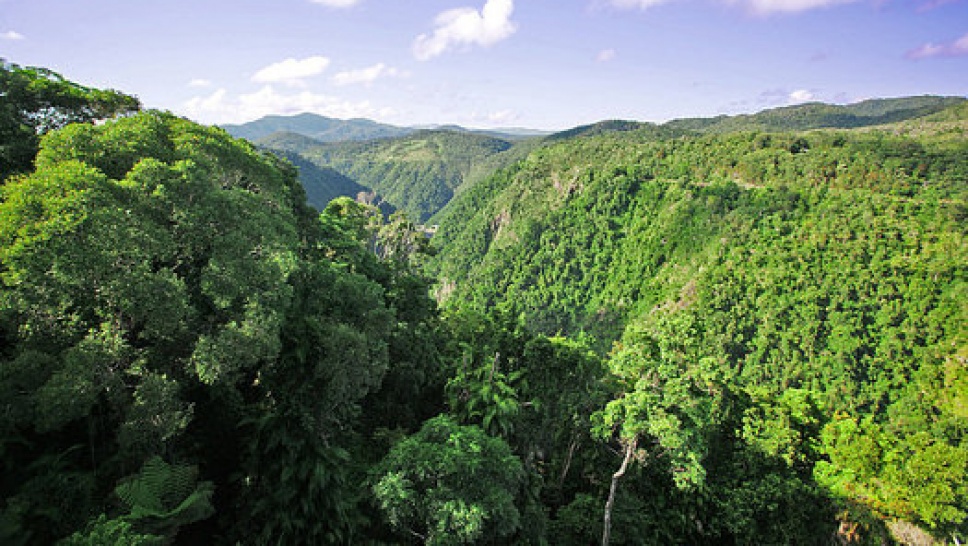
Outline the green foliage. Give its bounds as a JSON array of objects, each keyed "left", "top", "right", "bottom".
[
  {"left": 433, "top": 117, "right": 968, "bottom": 541},
  {"left": 274, "top": 149, "right": 370, "bottom": 211},
  {"left": 113, "top": 456, "right": 214, "bottom": 539},
  {"left": 233, "top": 413, "right": 361, "bottom": 545},
  {"left": 0, "top": 59, "right": 140, "bottom": 180},
  {"left": 224, "top": 112, "right": 412, "bottom": 143},
  {"left": 372, "top": 415, "right": 524, "bottom": 545},
  {"left": 3, "top": 64, "right": 965, "bottom": 544},
  {"left": 59, "top": 515, "right": 164, "bottom": 546},
  {"left": 0, "top": 103, "right": 417, "bottom": 543},
  {"left": 595, "top": 319, "right": 726, "bottom": 491},
  {"left": 665, "top": 95, "right": 965, "bottom": 133},
  {"left": 0, "top": 448, "right": 96, "bottom": 545},
  {"left": 446, "top": 351, "right": 523, "bottom": 438}
]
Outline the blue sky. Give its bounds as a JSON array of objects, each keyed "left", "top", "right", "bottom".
[{"left": 1, "top": 0, "right": 966, "bottom": 130}]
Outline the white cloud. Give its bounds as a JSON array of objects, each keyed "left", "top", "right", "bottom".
[
  {"left": 957, "top": 33, "right": 968, "bottom": 51},
  {"left": 413, "top": 0, "right": 518, "bottom": 61},
  {"left": 733, "top": 0, "right": 859, "bottom": 15},
  {"left": 484, "top": 109, "right": 519, "bottom": 125},
  {"left": 597, "top": 48, "right": 617, "bottom": 62},
  {"left": 916, "top": 0, "right": 960, "bottom": 10},
  {"left": 184, "top": 89, "right": 229, "bottom": 119},
  {"left": 907, "top": 43, "right": 945, "bottom": 59},
  {"left": 454, "top": 108, "right": 521, "bottom": 128},
  {"left": 309, "top": 0, "right": 362, "bottom": 6},
  {"left": 1, "top": 30, "right": 25, "bottom": 40},
  {"left": 188, "top": 78, "right": 213, "bottom": 88},
  {"left": 252, "top": 56, "right": 331, "bottom": 86},
  {"left": 331, "top": 63, "right": 405, "bottom": 86},
  {"left": 605, "top": 0, "right": 860, "bottom": 14},
  {"left": 788, "top": 89, "right": 816, "bottom": 103},
  {"left": 183, "top": 85, "right": 388, "bottom": 125},
  {"left": 752, "top": 87, "right": 826, "bottom": 107},
  {"left": 907, "top": 31, "right": 968, "bottom": 59},
  {"left": 608, "top": 0, "right": 676, "bottom": 9}
]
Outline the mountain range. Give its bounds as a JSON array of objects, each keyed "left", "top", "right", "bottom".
[
  {"left": 223, "top": 95, "right": 965, "bottom": 221},
  {"left": 221, "top": 113, "right": 549, "bottom": 144}
]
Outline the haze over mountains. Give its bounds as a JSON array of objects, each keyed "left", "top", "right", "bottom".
[
  {"left": 221, "top": 113, "right": 549, "bottom": 144},
  {"left": 222, "top": 95, "right": 966, "bottom": 220}
]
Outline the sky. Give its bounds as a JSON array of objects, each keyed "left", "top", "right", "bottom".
[{"left": 1, "top": 0, "right": 967, "bottom": 130}]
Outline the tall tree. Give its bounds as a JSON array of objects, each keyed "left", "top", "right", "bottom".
[{"left": 594, "top": 318, "right": 727, "bottom": 546}]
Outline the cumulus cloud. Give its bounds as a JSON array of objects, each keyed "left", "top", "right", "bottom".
[
  {"left": 597, "top": 48, "right": 617, "bottom": 62},
  {"left": 1, "top": 30, "right": 25, "bottom": 40},
  {"left": 906, "top": 32, "right": 968, "bottom": 59},
  {"left": 252, "top": 56, "right": 331, "bottom": 86},
  {"left": 331, "top": 63, "right": 405, "bottom": 86},
  {"left": 308, "top": 0, "right": 362, "bottom": 7},
  {"left": 183, "top": 85, "right": 390, "bottom": 125},
  {"left": 413, "top": 0, "right": 518, "bottom": 61},
  {"left": 188, "top": 78, "right": 213, "bottom": 88}
]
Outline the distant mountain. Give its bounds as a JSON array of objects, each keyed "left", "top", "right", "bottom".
[
  {"left": 222, "top": 113, "right": 415, "bottom": 143},
  {"left": 415, "top": 124, "right": 552, "bottom": 141},
  {"left": 241, "top": 96, "right": 966, "bottom": 220},
  {"left": 257, "top": 131, "right": 325, "bottom": 155},
  {"left": 665, "top": 95, "right": 966, "bottom": 133},
  {"left": 546, "top": 119, "right": 652, "bottom": 141},
  {"left": 224, "top": 113, "right": 550, "bottom": 145}
]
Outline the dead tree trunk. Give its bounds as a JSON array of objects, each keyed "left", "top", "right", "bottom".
[{"left": 602, "top": 437, "right": 637, "bottom": 546}]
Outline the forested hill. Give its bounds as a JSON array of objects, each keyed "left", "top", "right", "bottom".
[
  {"left": 430, "top": 101, "right": 968, "bottom": 542},
  {"left": 221, "top": 112, "right": 414, "bottom": 142},
  {"left": 254, "top": 96, "right": 963, "bottom": 223},
  {"left": 432, "top": 97, "right": 967, "bottom": 331},
  {"left": 664, "top": 95, "right": 965, "bottom": 133}
]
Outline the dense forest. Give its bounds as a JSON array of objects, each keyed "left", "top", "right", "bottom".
[{"left": 1, "top": 60, "right": 966, "bottom": 545}]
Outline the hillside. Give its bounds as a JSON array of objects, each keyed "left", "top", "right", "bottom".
[
  {"left": 273, "top": 150, "right": 379, "bottom": 211},
  {"left": 433, "top": 100, "right": 968, "bottom": 339},
  {"left": 664, "top": 95, "right": 965, "bottom": 133},
  {"left": 430, "top": 114, "right": 968, "bottom": 542},
  {"left": 262, "top": 129, "right": 525, "bottom": 222}
]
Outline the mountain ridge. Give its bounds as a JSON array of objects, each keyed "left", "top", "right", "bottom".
[
  {"left": 223, "top": 95, "right": 965, "bottom": 147},
  {"left": 222, "top": 112, "right": 552, "bottom": 144},
  {"left": 236, "top": 95, "right": 966, "bottom": 221}
]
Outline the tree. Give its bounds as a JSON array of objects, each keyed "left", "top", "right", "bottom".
[
  {"left": 0, "top": 110, "right": 306, "bottom": 542},
  {"left": 372, "top": 415, "right": 524, "bottom": 545},
  {"left": 594, "top": 319, "right": 726, "bottom": 546}
]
